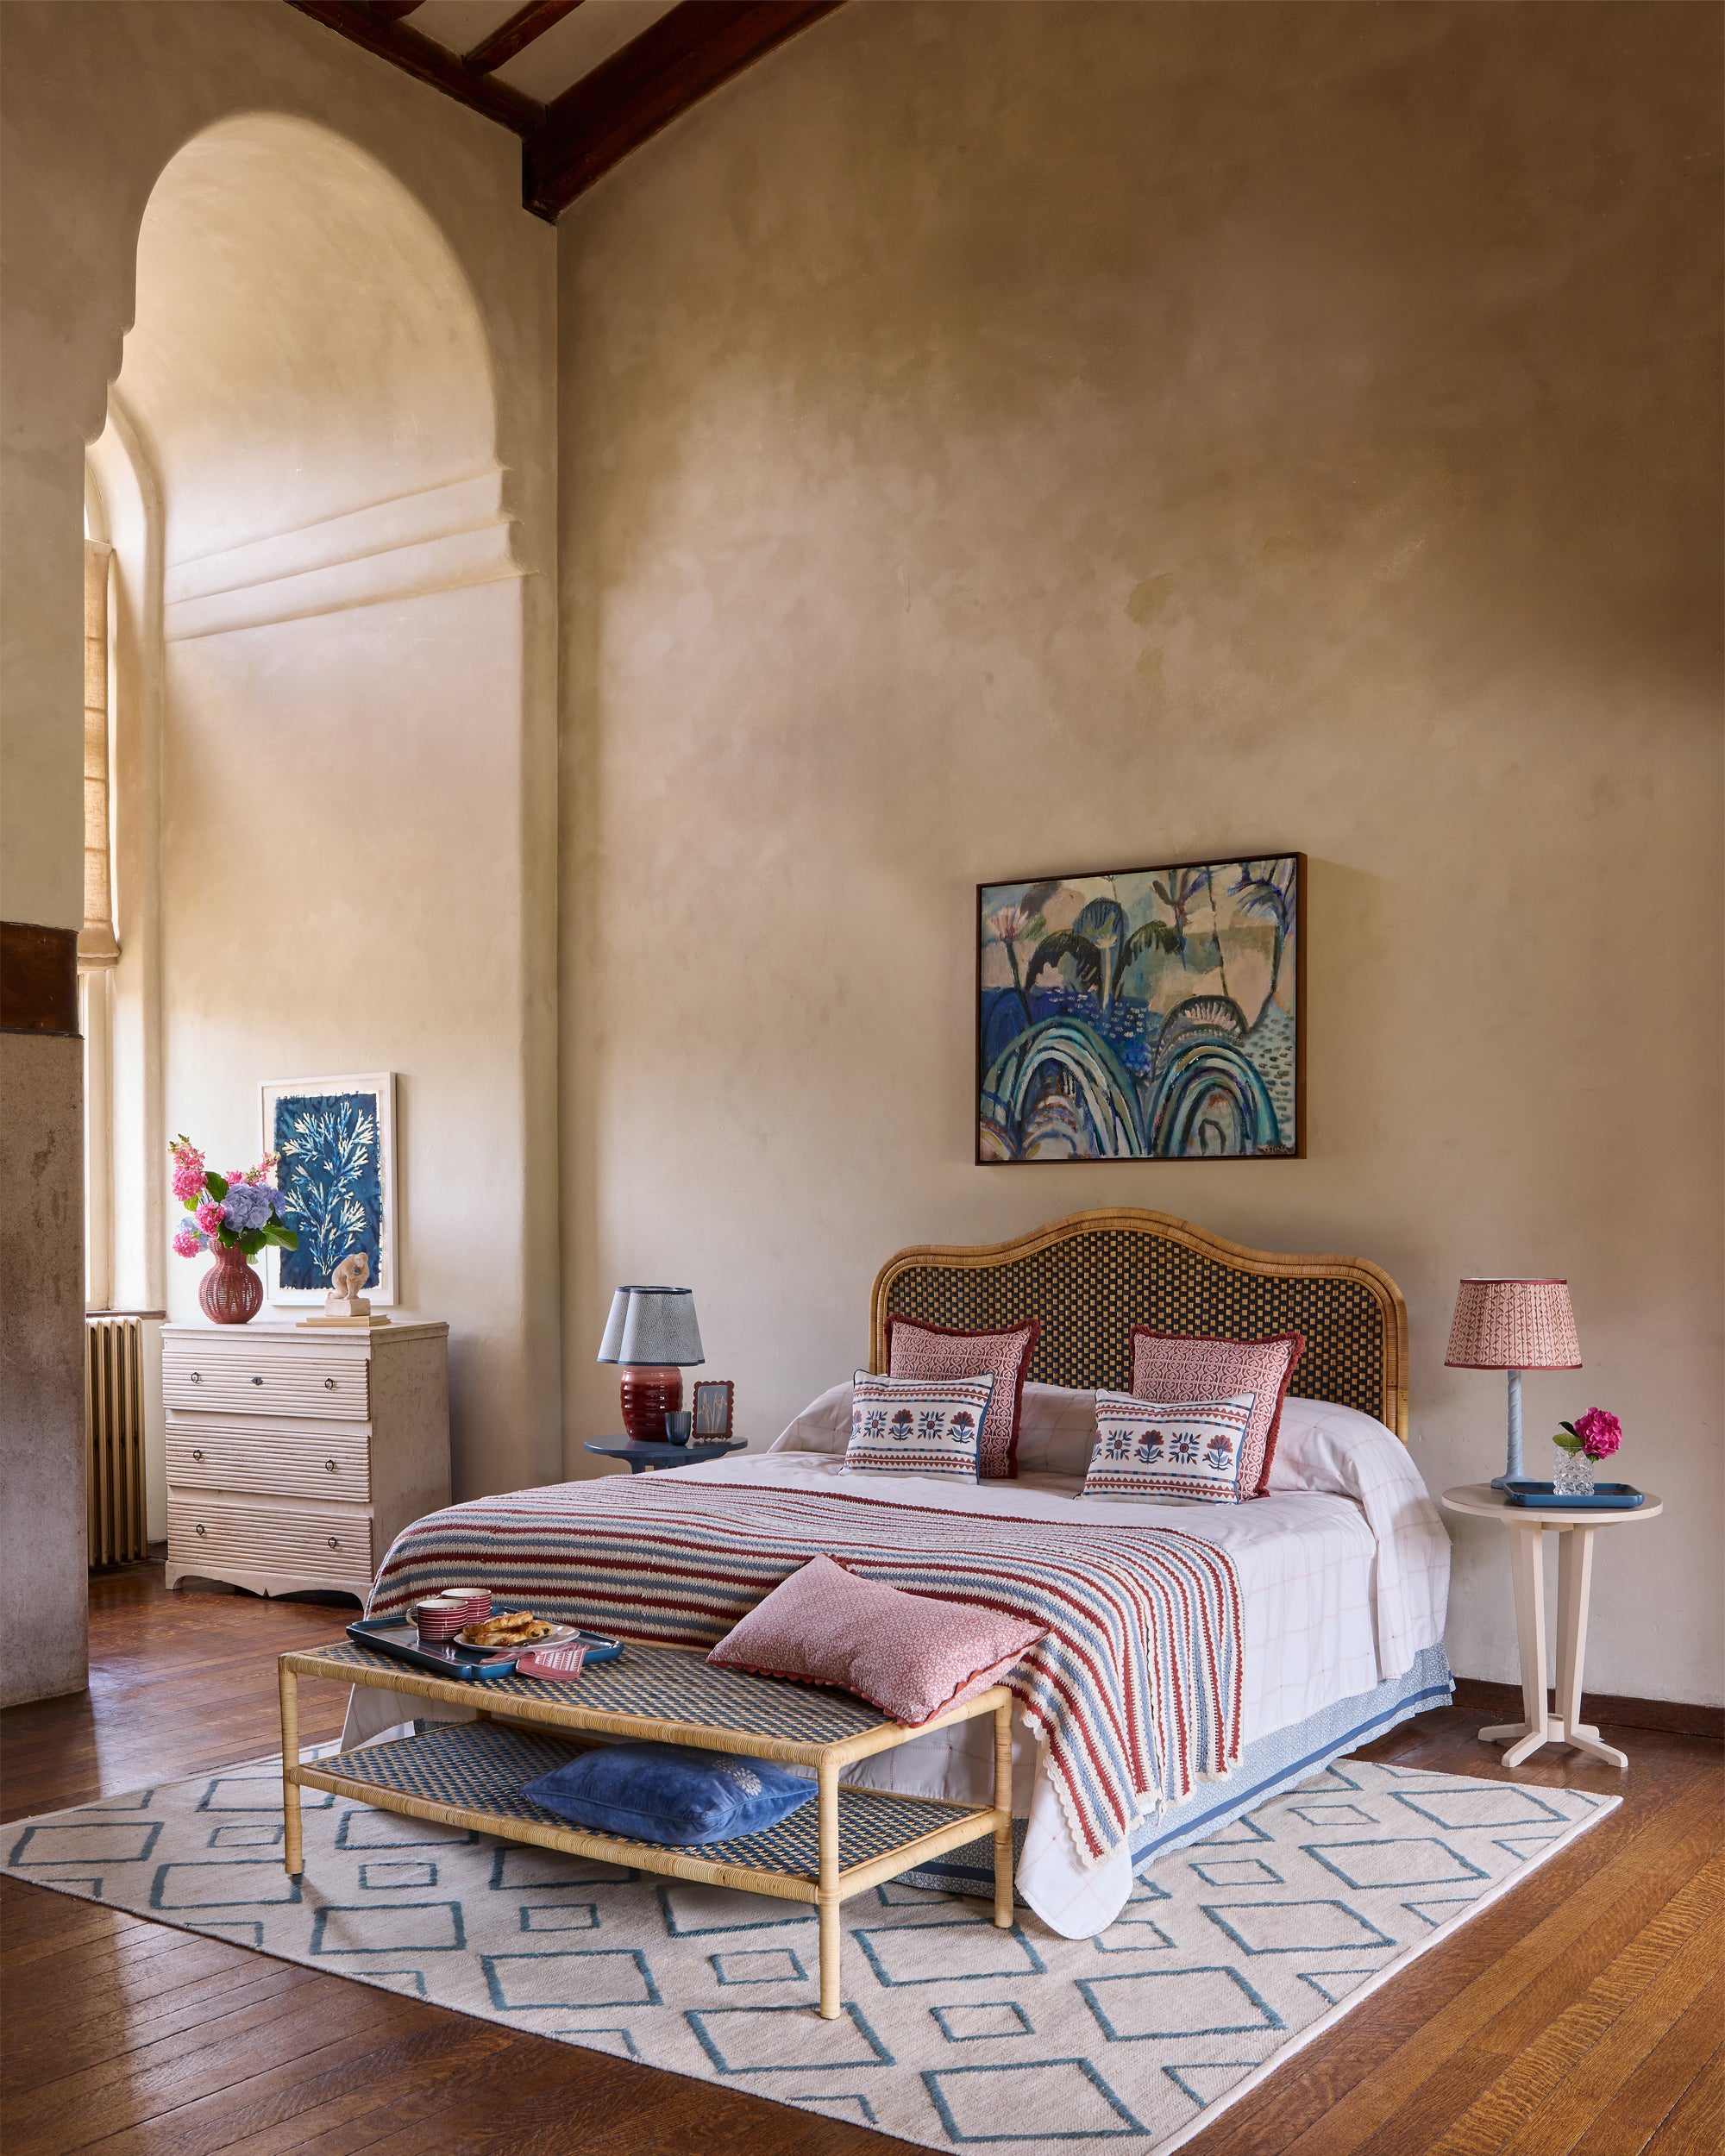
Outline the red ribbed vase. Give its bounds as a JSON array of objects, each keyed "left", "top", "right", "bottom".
[
  {"left": 200, "top": 1241, "right": 263, "bottom": 1326},
  {"left": 619, "top": 1366, "right": 683, "bottom": 1445}
]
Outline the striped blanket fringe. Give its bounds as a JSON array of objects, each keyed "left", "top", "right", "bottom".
[{"left": 372, "top": 1479, "right": 1244, "bottom": 1871}]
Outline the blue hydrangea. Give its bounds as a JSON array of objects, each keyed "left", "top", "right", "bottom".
[{"left": 221, "top": 1181, "right": 286, "bottom": 1232}]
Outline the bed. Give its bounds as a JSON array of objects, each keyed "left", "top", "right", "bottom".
[{"left": 349, "top": 1209, "right": 1452, "bottom": 1939}]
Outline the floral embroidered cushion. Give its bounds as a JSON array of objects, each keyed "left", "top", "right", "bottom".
[
  {"left": 1083, "top": 1390, "right": 1260, "bottom": 1505},
  {"left": 707, "top": 1554, "right": 1046, "bottom": 1727},
  {"left": 842, "top": 1371, "right": 994, "bottom": 1480},
  {"left": 1129, "top": 1329, "right": 1305, "bottom": 1495},
  {"left": 883, "top": 1314, "right": 1041, "bottom": 1479},
  {"left": 520, "top": 1740, "right": 814, "bottom": 1846}
]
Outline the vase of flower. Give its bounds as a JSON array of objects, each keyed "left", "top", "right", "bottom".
[
  {"left": 1552, "top": 1406, "right": 1622, "bottom": 1498},
  {"left": 199, "top": 1239, "right": 264, "bottom": 1326},
  {"left": 171, "top": 1134, "right": 297, "bottom": 1326}
]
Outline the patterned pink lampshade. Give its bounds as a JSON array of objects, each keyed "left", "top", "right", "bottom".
[{"left": 1445, "top": 1278, "right": 1581, "bottom": 1370}]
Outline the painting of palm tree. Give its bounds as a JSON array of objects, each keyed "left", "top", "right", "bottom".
[{"left": 976, "top": 855, "right": 1302, "bottom": 1162}]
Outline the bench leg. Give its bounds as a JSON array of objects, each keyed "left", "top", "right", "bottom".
[
  {"left": 817, "top": 1761, "right": 841, "bottom": 2018},
  {"left": 993, "top": 1695, "right": 1013, "bottom": 1927},
  {"left": 279, "top": 1661, "right": 303, "bottom": 1878}
]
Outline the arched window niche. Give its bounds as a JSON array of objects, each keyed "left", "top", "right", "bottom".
[{"left": 96, "top": 112, "right": 551, "bottom": 1506}]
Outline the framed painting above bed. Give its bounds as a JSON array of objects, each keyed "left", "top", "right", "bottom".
[{"left": 977, "top": 854, "right": 1303, "bottom": 1163}]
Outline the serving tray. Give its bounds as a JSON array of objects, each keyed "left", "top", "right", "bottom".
[
  {"left": 1501, "top": 1479, "right": 1645, "bottom": 1512},
  {"left": 346, "top": 1614, "right": 623, "bottom": 1682}
]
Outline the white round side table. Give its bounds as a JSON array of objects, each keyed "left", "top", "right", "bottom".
[{"left": 1441, "top": 1483, "right": 1663, "bottom": 1771}]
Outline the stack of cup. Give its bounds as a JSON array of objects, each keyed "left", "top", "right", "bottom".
[
  {"left": 443, "top": 1585, "right": 493, "bottom": 1631},
  {"left": 412, "top": 1596, "right": 467, "bottom": 1641}
]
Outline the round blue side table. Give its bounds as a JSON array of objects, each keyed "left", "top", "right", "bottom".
[{"left": 583, "top": 1438, "right": 748, "bottom": 1474}]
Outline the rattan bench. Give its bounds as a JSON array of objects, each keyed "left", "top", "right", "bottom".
[{"left": 279, "top": 1639, "right": 1013, "bottom": 2019}]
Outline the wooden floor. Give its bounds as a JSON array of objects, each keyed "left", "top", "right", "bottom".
[{"left": 2, "top": 1567, "right": 1720, "bottom": 2156}]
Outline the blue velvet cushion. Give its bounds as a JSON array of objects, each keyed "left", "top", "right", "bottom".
[{"left": 520, "top": 1741, "right": 815, "bottom": 1846}]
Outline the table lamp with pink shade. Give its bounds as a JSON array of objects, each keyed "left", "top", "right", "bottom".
[{"left": 1445, "top": 1277, "right": 1581, "bottom": 1489}]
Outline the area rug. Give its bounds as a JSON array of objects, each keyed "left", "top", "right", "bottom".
[{"left": 3, "top": 1752, "right": 1615, "bottom": 2153}]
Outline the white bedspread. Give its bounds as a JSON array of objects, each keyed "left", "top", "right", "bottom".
[{"left": 343, "top": 1399, "right": 1449, "bottom": 1938}]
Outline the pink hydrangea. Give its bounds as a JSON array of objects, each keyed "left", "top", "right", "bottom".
[
  {"left": 172, "top": 1225, "right": 207, "bottom": 1258},
  {"left": 195, "top": 1200, "right": 225, "bottom": 1237},
  {"left": 1572, "top": 1407, "right": 1622, "bottom": 1461}
]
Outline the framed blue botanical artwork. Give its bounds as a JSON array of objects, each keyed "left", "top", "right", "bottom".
[
  {"left": 977, "top": 855, "right": 1304, "bottom": 1162},
  {"left": 260, "top": 1072, "right": 398, "bottom": 1304}
]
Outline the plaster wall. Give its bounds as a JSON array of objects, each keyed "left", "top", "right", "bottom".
[
  {"left": 559, "top": 2, "right": 1724, "bottom": 1703},
  {"left": 0, "top": 0, "right": 561, "bottom": 1689}
]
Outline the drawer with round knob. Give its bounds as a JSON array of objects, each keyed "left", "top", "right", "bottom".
[
  {"left": 162, "top": 1342, "right": 369, "bottom": 1420},
  {"left": 166, "top": 1420, "right": 371, "bottom": 1501},
  {"left": 167, "top": 1497, "right": 374, "bottom": 1586}
]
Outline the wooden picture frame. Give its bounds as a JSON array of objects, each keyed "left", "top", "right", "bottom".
[
  {"left": 691, "top": 1379, "right": 735, "bottom": 1443},
  {"left": 976, "top": 853, "right": 1304, "bottom": 1163}
]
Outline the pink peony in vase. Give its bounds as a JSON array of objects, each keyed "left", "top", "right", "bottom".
[{"left": 170, "top": 1134, "right": 297, "bottom": 1326}]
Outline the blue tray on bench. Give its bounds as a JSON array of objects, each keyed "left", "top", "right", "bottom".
[
  {"left": 1501, "top": 1479, "right": 1645, "bottom": 1511},
  {"left": 346, "top": 1614, "right": 624, "bottom": 1683}
]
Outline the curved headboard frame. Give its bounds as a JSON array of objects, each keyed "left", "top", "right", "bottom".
[{"left": 870, "top": 1207, "right": 1409, "bottom": 1442}]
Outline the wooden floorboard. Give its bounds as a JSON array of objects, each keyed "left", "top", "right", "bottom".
[{"left": 1, "top": 1561, "right": 1720, "bottom": 2156}]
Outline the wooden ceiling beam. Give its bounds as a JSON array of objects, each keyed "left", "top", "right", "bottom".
[
  {"left": 285, "top": 1, "right": 547, "bottom": 136},
  {"left": 367, "top": 2, "right": 427, "bottom": 21},
  {"left": 524, "top": 0, "right": 844, "bottom": 219},
  {"left": 463, "top": 0, "right": 586, "bottom": 78}
]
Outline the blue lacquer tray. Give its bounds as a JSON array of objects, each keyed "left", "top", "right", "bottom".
[
  {"left": 1502, "top": 1479, "right": 1645, "bottom": 1511},
  {"left": 346, "top": 1614, "right": 624, "bottom": 1682}
]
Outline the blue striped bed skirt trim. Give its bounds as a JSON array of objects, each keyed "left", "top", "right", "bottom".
[{"left": 899, "top": 1642, "right": 1454, "bottom": 1899}]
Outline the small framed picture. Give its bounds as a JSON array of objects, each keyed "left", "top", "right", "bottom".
[{"left": 691, "top": 1380, "right": 735, "bottom": 1443}]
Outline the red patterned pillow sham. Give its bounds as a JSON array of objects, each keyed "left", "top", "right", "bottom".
[
  {"left": 706, "top": 1554, "right": 1045, "bottom": 1727},
  {"left": 1128, "top": 1329, "right": 1305, "bottom": 1495},
  {"left": 883, "top": 1314, "right": 1041, "bottom": 1479}
]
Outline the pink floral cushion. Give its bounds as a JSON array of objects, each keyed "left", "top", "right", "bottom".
[
  {"left": 706, "top": 1555, "right": 1046, "bottom": 1727},
  {"left": 1130, "top": 1329, "right": 1305, "bottom": 1495},
  {"left": 884, "top": 1314, "right": 1041, "bottom": 1480}
]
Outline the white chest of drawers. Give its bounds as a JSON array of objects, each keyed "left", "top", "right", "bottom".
[{"left": 163, "top": 1320, "right": 450, "bottom": 1602}]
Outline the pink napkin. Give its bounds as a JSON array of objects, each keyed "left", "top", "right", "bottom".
[{"left": 514, "top": 1644, "right": 586, "bottom": 1681}]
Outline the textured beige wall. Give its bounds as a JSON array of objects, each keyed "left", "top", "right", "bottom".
[
  {"left": 0, "top": 0, "right": 561, "bottom": 1680},
  {"left": 560, "top": 3, "right": 1723, "bottom": 1702}
]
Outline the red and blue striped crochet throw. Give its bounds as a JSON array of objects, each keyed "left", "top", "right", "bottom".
[{"left": 370, "top": 1477, "right": 1244, "bottom": 1870}]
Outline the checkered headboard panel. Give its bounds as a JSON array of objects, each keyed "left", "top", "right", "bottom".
[{"left": 877, "top": 1225, "right": 1399, "bottom": 1428}]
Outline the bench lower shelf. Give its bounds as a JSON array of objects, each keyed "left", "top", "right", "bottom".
[{"left": 288, "top": 1719, "right": 1004, "bottom": 2013}]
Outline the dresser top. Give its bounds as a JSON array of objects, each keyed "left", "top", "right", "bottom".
[{"left": 163, "top": 1319, "right": 448, "bottom": 1346}]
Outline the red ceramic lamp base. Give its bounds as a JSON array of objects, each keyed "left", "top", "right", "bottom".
[{"left": 620, "top": 1367, "right": 683, "bottom": 1445}]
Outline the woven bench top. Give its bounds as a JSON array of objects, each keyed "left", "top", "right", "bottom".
[
  {"left": 296, "top": 1637, "right": 901, "bottom": 1750},
  {"left": 310, "top": 1719, "right": 974, "bottom": 1879}
]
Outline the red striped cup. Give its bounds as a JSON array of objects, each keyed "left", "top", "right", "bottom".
[{"left": 412, "top": 1597, "right": 467, "bottom": 1641}]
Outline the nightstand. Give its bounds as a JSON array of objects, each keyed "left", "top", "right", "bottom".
[
  {"left": 1441, "top": 1482, "right": 1664, "bottom": 1770},
  {"left": 584, "top": 1437, "right": 747, "bottom": 1474}
]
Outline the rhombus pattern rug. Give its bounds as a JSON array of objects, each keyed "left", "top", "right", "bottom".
[{"left": 3, "top": 1754, "right": 1614, "bottom": 2153}]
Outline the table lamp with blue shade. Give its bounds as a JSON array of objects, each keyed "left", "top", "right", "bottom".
[
  {"left": 1445, "top": 1277, "right": 1581, "bottom": 1489},
  {"left": 598, "top": 1285, "right": 705, "bottom": 1445}
]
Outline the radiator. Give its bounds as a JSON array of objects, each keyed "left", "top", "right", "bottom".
[{"left": 87, "top": 1313, "right": 148, "bottom": 1565}]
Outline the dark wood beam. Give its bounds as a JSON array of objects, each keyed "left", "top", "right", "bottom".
[
  {"left": 367, "top": 1, "right": 426, "bottom": 21},
  {"left": 463, "top": 0, "right": 586, "bottom": 78},
  {"left": 524, "top": 0, "right": 844, "bottom": 218},
  {"left": 285, "top": 2, "right": 546, "bottom": 136},
  {"left": 1, "top": 924, "right": 79, "bottom": 1037}
]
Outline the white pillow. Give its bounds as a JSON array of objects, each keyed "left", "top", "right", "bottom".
[
  {"left": 771, "top": 1380, "right": 853, "bottom": 1454},
  {"left": 1269, "top": 1395, "right": 1409, "bottom": 1495},
  {"left": 1015, "top": 1382, "right": 1099, "bottom": 1477}
]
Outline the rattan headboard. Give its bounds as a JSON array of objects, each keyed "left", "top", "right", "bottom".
[{"left": 870, "top": 1208, "right": 1408, "bottom": 1441}]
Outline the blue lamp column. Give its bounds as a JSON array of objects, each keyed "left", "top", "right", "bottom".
[{"left": 1445, "top": 1277, "right": 1582, "bottom": 1490}]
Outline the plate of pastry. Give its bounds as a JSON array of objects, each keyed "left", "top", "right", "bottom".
[{"left": 455, "top": 1609, "right": 578, "bottom": 1655}]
